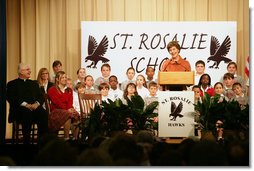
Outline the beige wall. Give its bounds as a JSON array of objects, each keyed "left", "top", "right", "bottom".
[{"left": 6, "top": 0, "right": 249, "bottom": 138}]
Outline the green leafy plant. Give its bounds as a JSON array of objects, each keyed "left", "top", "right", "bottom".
[
  {"left": 196, "top": 93, "right": 249, "bottom": 131},
  {"left": 102, "top": 98, "right": 131, "bottom": 133},
  {"left": 126, "top": 95, "right": 158, "bottom": 131},
  {"left": 78, "top": 95, "right": 159, "bottom": 142}
]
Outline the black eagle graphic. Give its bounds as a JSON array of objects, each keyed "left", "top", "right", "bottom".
[
  {"left": 85, "top": 35, "right": 109, "bottom": 68},
  {"left": 207, "top": 35, "right": 232, "bottom": 69},
  {"left": 169, "top": 101, "right": 183, "bottom": 121}
]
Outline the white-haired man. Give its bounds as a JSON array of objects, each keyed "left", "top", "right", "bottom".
[{"left": 7, "top": 63, "right": 48, "bottom": 144}]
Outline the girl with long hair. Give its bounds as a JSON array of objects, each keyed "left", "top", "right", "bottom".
[{"left": 47, "top": 71, "right": 79, "bottom": 140}]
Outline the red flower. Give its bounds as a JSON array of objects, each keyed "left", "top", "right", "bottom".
[
  {"left": 206, "top": 88, "right": 215, "bottom": 97},
  {"left": 200, "top": 90, "right": 204, "bottom": 97},
  {"left": 200, "top": 88, "right": 214, "bottom": 97},
  {"left": 153, "top": 117, "right": 158, "bottom": 123}
]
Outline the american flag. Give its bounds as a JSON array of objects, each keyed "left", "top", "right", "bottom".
[{"left": 244, "top": 56, "right": 249, "bottom": 77}]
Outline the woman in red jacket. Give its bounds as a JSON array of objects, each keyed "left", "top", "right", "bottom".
[{"left": 48, "top": 71, "right": 79, "bottom": 140}]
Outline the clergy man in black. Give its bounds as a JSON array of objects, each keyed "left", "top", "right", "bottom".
[{"left": 7, "top": 63, "right": 48, "bottom": 144}]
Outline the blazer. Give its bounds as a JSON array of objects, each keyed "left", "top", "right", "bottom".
[
  {"left": 38, "top": 81, "right": 54, "bottom": 94},
  {"left": 161, "top": 56, "right": 191, "bottom": 72}
]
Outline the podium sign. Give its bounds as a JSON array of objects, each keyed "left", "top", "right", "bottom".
[
  {"left": 158, "top": 91, "right": 195, "bottom": 137},
  {"left": 158, "top": 71, "right": 194, "bottom": 85}
]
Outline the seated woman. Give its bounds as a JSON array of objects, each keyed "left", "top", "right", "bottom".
[
  {"left": 36, "top": 67, "right": 54, "bottom": 110},
  {"left": 48, "top": 71, "right": 79, "bottom": 140},
  {"left": 36, "top": 67, "right": 54, "bottom": 94}
]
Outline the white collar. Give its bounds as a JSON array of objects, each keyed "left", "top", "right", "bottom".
[{"left": 236, "top": 94, "right": 244, "bottom": 98}]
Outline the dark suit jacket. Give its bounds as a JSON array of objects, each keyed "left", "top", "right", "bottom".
[
  {"left": 6, "top": 78, "right": 44, "bottom": 123},
  {"left": 37, "top": 81, "right": 54, "bottom": 94}
]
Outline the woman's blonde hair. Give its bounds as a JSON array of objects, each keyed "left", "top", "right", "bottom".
[{"left": 37, "top": 68, "right": 49, "bottom": 86}]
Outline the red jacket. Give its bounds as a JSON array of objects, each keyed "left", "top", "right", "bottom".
[
  {"left": 48, "top": 86, "right": 73, "bottom": 111},
  {"left": 161, "top": 56, "right": 191, "bottom": 72}
]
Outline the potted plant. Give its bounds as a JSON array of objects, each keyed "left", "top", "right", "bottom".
[
  {"left": 195, "top": 93, "right": 249, "bottom": 141},
  {"left": 102, "top": 95, "right": 158, "bottom": 135},
  {"left": 78, "top": 95, "right": 159, "bottom": 142}
]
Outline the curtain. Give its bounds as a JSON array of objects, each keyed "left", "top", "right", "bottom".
[{"left": 5, "top": 0, "right": 249, "bottom": 138}]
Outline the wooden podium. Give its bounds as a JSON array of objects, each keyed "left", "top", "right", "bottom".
[
  {"left": 158, "top": 71, "right": 194, "bottom": 90},
  {"left": 158, "top": 71, "right": 194, "bottom": 85}
]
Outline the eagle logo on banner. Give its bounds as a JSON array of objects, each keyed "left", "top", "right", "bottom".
[
  {"left": 85, "top": 35, "right": 109, "bottom": 68},
  {"left": 169, "top": 101, "right": 184, "bottom": 121},
  {"left": 207, "top": 35, "right": 232, "bottom": 69}
]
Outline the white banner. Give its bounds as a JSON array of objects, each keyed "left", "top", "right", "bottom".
[
  {"left": 158, "top": 91, "right": 195, "bottom": 137},
  {"left": 81, "top": 21, "right": 236, "bottom": 85}
]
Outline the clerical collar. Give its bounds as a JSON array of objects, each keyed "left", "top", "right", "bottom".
[{"left": 19, "top": 78, "right": 27, "bottom": 82}]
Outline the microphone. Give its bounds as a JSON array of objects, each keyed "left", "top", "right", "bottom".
[{"left": 161, "top": 59, "right": 171, "bottom": 71}]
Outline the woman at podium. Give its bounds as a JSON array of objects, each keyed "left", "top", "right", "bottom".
[
  {"left": 161, "top": 41, "right": 191, "bottom": 72},
  {"left": 160, "top": 41, "right": 191, "bottom": 91}
]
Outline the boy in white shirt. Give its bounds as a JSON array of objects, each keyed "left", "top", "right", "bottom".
[
  {"left": 72, "top": 82, "right": 86, "bottom": 140},
  {"left": 145, "top": 67, "right": 158, "bottom": 87},
  {"left": 143, "top": 81, "right": 159, "bottom": 136},
  {"left": 187, "top": 60, "right": 205, "bottom": 91},
  {"left": 194, "top": 60, "right": 206, "bottom": 85},
  {"left": 73, "top": 82, "right": 86, "bottom": 115},
  {"left": 108, "top": 75, "right": 123, "bottom": 101},
  {"left": 144, "top": 81, "right": 159, "bottom": 108}
]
